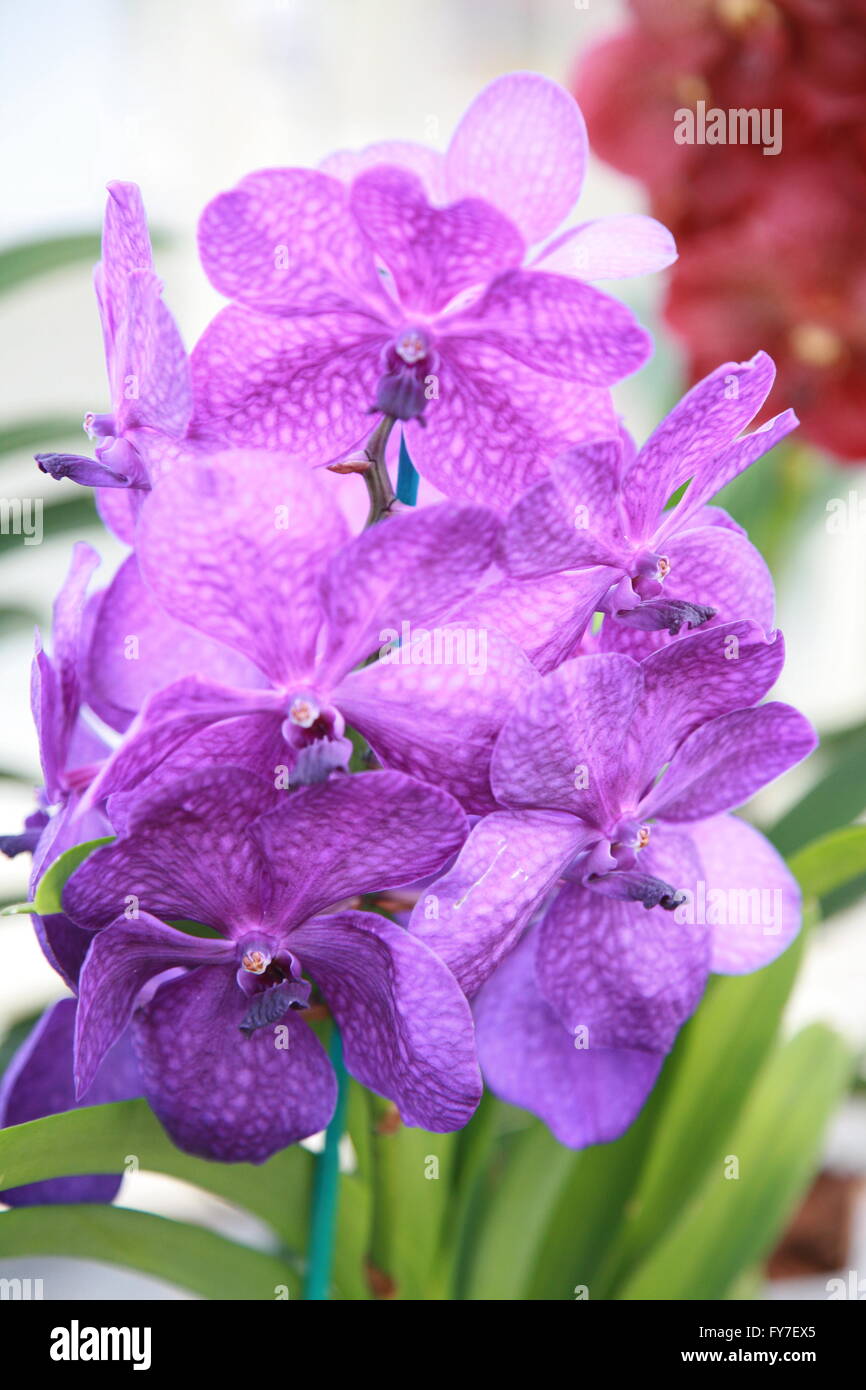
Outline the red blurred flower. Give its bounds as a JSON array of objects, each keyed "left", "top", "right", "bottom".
[{"left": 575, "top": 0, "right": 866, "bottom": 459}]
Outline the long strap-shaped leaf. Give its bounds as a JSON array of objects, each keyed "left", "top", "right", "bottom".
[
  {"left": 0, "top": 1204, "right": 298, "bottom": 1301},
  {"left": 0, "top": 1100, "right": 312, "bottom": 1250}
]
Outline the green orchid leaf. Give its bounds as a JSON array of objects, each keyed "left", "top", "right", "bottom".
[
  {"left": 788, "top": 825, "right": 866, "bottom": 900},
  {"left": 0, "top": 1204, "right": 299, "bottom": 1301},
  {"left": 0, "top": 417, "right": 84, "bottom": 456},
  {"left": 617, "top": 1025, "right": 851, "bottom": 1300},
  {"left": 0, "top": 1099, "right": 312, "bottom": 1252},
  {"left": 32, "top": 836, "right": 115, "bottom": 916}
]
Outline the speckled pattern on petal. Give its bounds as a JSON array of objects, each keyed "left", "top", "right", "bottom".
[
  {"left": 405, "top": 338, "right": 618, "bottom": 510},
  {"left": 198, "top": 167, "right": 387, "bottom": 314},
  {"left": 644, "top": 703, "right": 817, "bottom": 823},
  {"left": 112, "top": 270, "right": 191, "bottom": 437},
  {"left": 475, "top": 932, "right": 663, "bottom": 1149},
  {"left": 251, "top": 770, "right": 468, "bottom": 926},
  {"left": 490, "top": 653, "right": 643, "bottom": 825},
  {"left": 534, "top": 828, "right": 709, "bottom": 1051},
  {"left": 134, "top": 966, "right": 336, "bottom": 1162},
  {"left": 452, "top": 269, "right": 652, "bottom": 386},
  {"left": 66, "top": 766, "right": 276, "bottom": 932},
  {"left": 411, "top": 807, "right": 587, "bottom": 996},
  {"left": 349, "top": 166, "right": 524, "bottom": 316},
  {"left": 294, "top": 910, "right": 481, "bottom": 1131},
  {"left": 190, "top": 304, "right": 387, "bottom": 460},
  {"left": 136, "top": 450, "right": 347, "bottom": 683},
  {"left": 687, "top": 814, "right": 803, "bottom": 974},
  {"left": 444, "top": 72, "right": 588, "bottom": 245},
  {"left": 336, "top": 626, "right": 537, "bottom": 812}
]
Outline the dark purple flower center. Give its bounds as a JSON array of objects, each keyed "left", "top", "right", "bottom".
[
  {"left": 373, "top": 326, "right": 439, "bottom": 422},
  {"left": 568, "top": 818, "right": 685, "bottom": 910},
  {"left": 280, "top": 692, "right": 352, "bottom": 784},
  {"left": 236, "top": 939, "right": 311, "bottom": 1036}
]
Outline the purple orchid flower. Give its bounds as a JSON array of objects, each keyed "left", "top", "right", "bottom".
[
  {"left": 460, "top": 352, "right": 798, "bottom": 672},
  {"left": 62, "top": 767, "right": 480, "bottom": 1162},
  {"left": 1, "top": 908, "right": 142, "bottom": 1207},
  {"left": 35, "top": 182, "right": 195, "bottom": 542},
  {"left": 322, "top": 71, "right": 676, "bottom": 278},
  {"left": 78, "top": 450, "right": 535, "bottom": 815},
  {"left": 190, "top": 77, "right": 662, "bottom": 512},
  {"left": 411, "top": 622, "right": 816, "bottom": 1145},
  {"left": 0, "top": 544, "right": 111, "bottom": 890},
  {"left": 0, "top": 996, "right": 141, "bottom": 1207}
]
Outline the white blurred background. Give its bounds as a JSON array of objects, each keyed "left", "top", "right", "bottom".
[{"left": 1, "top": 0, "right": 864, "bottom": 1298}]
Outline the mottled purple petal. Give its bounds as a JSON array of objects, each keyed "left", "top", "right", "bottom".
[
  {"left": 75, "top": 913, "right": 234, "bottom": 1097},
  {"left": 660, "top": 408, "right": 799, "bottom": 538},
  {"left": 455, "top": 568, "right": 617, "bottom": 675},
  {"left": 444, "top": 72, "right": 587, "bottom": 244},
  {"left": 98, "top": 181, "right": 153, "bottom": 346},
  {"left": 490, "top": 654, "right": 643, "bottom": 825},
  {"left": 294, "top": 910, "right": 481, "bottom": 1130},
  {"left": 622, "top": 352, "right": 776, "bottom": 536},
  {"left": 251, "top": 770, "right": 468, "bottom": 927},
  {"left": 644, "top": 703, "right": 817, "bottom": 823},
  {"left": 350, "top": 166, "right": 524, "bottom": 315},
  {"left": 80, "top": 677, "right": 280, "bottom": 810},
  {"left": 112, "top": 270, "right": 191, "bottom": 436},
  {"left": 318, "top": 503, "right": 499, "bottom": 679},
  {"left": 87, "top": 554, "right": 266, "bottom": 732},
  {"left": 137, "top": 450, "right": 347, "bottom": 683},
  {"left": 685, "top": 814, "right": 803, "bottom": 973},
  {"left": 475, "top": 932, "right": 663, "bottom": 1148},
  {"left": 198, "top": 167, "right": 385, "bottom": 314},
  {"left": 504, "top": 477, "right": 623, "bottom": 578},
  {"left": 637, "top": 622, "right": 786, "bottom": 771},
  {"left": 407, "top": 338, "right": 617, "bottom": 510},
  {"left": 0, "top": 998, "right": 141, "bottom": 1206},
  {"left": 190, "top": 304, "right": 387, "bottom": 459},
  {"left": 133, "top": 966, "right": 336, "bottom": 1162},
  {"left": 322, "top": 141, "right": 447, "bottom": 200},
  {"left": 533, "top": 215, "right": 676, "bottom": 280},
  {"left": 410, "top": 808, "right": 588, "bottom": 996},
  {"left": 336, "top": 626, "right": 537, "bottom": 811},
  {"left": 451, "top": 268, "right": 652, "bottom": 386},
  {"left": 535, "top": 829, "right": 709, "bottom": 1050},
  {"left": 33, "top": 913, "right": 95, "bottom": 993},
  {"left": 66, "top": 767, "right": 276, "bottom": 932}
]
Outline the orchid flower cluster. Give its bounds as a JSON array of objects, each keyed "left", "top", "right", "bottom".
[{"left": 1, "top": 73, "right": 815, "bottom": 1190}]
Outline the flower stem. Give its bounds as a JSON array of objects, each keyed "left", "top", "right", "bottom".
[
  {"left": 303, "top": 1027, "right": 349, "bottom": 1300},
  {"left": 363, "top": 416, "right": 397, "bottom": 526}
]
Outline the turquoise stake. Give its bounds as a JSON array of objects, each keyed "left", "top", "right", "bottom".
[
  {"left": 396, "top": 431, "right": 420, "bottom": 505},
  {"left": 303, "top": 1028, "right": 349, "bottom": 1300}
]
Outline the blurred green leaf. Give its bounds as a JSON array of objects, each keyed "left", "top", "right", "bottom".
[
  {"left": 0, "top": 1204, "right": 298, "bottom": 1301},
  {"left": 0, "top": 234, "right": 100, "bottom": 295},
  {"left": 364, "top": 1096, "right": 458, "bottom": 1300},
  {"left": 0, "top": 605, "right": 40, "bottom": 635},
  {"left": 0, "top": 417, "right": 83, "bottom": 457},
  {"left": 525, "top": 1062, "right": 680, "bottom": 1302},
  {"left": 771, "top": 725, "right": 866, "bottom": 858},
  {"left": 332, "top": 1175, "right": 372, "bottom": 1301},
  {"left": 0, "top": 1099, "right": 311, "bottom": 1251},
  {"left": 0, "top": 1011, "right": 41, "bottom": 1079},
  {"left": 463, "top": 1120, "right": 574, "bottom": 1300},
  {"left": 789, "top": 826, "right": 866, "bottom": 898},
  {"left": 0, "top": 493, "right": 99, "bottom": 557},
  {"left": 714, "top": 442, "right": 828, "bottom": 577},
  {"left": 617, "top": 1025, "right": 850, "bottom": 1299},
  {"left": 593, "top": 927, "right": 808, "bottom": 1296},
  {"left": 32, "top": 836, "right": 114, "bottom": 916}
]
